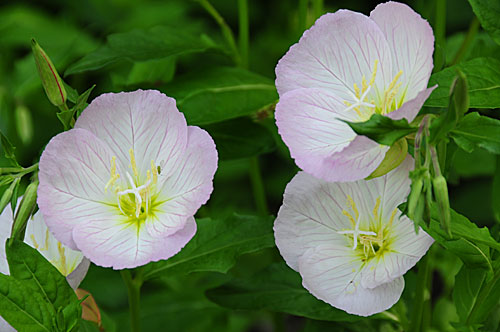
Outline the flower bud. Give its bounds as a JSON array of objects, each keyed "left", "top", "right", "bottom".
[
  {"left": 367, "top": 138, "right": 408, "bottom": 179},
  {"left": 31, "top": 39, "right": 67, "bottom": 107},
  {"left": 0, "top": 177, "right": 20, "bottom": 214},
  {"left": 432, "top": 175, "right": 452, "bottom": 238},
  {"left": 11, "top": 178, "right": 38, "bottom": 241}
]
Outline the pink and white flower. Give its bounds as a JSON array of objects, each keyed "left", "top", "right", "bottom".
[
  {"left": 274, "top": 157, "right": 434, "bottom": 316},
  {"left": 275, "top": 1, "right": 436, "bottom": 182},
  {"left": 37, "top": 89, "right": 218, "bottom": 269},
  {"left": 0, "top": 206, "right": 89, "bottom": 332}
]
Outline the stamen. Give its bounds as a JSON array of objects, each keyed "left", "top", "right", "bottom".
[
  {"left": 388, "top": 208, "right": 398, "bottom": 228},
  {"left": 353, "top": 83, "right": 360, "bottom": 98},
  {"left": 105, "top": 156, "right": 120, "bottom": 192},
  {"left": 151, "top": 160, "right": 158, "bottom": 184},
  {"left": 30, "top": 234, "right": 39, "bottom": 249},
  {"left": 342, "top": 210, "right": 356, "bottom": 227},
  {"left": 369, "top": 60, "right": 378, "bottom": 86},
  {"left": 129, "top": 149, "right": 139, "bottom": 180},
  {"left": 346, "top": 195, "right": 359, "bottom": 221},
  {"left": 372, "top": 197, "right": 381, "bottom": 221},
  {"left": 57, "top": 242, "right": 67, "bottom": 276}
]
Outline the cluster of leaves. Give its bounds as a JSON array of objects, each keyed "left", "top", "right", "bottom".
[{"left": 0, "top": 0, "right": 500, "bottom": 331}]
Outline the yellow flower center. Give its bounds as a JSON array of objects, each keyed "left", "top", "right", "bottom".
[
  {"left": 105, "top": 149, "right": 160, "bottom": 222},
  {"left": 344, "top": 60, "right": 406, "bottom": 120},
  {"left": 337, "top": 196, "right": 398, "bottom": 261}
]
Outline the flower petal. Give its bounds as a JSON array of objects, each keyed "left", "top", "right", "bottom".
[
  {"left": 72, "top": 215, "right": 196, "bottom": 269},
  {"left": 0, "top": 206, "right": 13, "bottom": 275},
  {"left": 37, "top": 128, "right": 117, "bottom": 249},
  {"left": 66, "top": 258, "right": 91, "bottom": 290},
  {"left": 370, "top": 2, "right": 434, "bottom": 101},
  {"left": 274, "top": 172, "right": 357, "bottom": 270},
  {"left": 25, "top": 212, "right": 87, "bottom": 279},
  {"left": 276, "top": 88, "right": 359, "bottom": 177},
  {"left": 298, "top": 245, "right": 363, "bottom": 300},
  {"left": 316, "top": 136, "right": 389, "bottom": 182},
  {"left": 276, "top": 10, "right": 393, "bottom": 100},
  {"left": 329, "top": 275, "right": 404, "bottom": 316},
  {"left": 387, "top": 86, "right": 437, "bottom": 122},
  {"left": 75, "top": 90, "right": 188, "bottom": 179},
  {"left": 148, "top": 126, "right": 217, "bottom": 238},
  {"left": 0, "top": 318, "right": 15, "bottom": 332}
]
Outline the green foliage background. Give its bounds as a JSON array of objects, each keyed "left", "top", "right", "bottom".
[{"left": 0, "top": 0, "right": 500, "bottom": 331}]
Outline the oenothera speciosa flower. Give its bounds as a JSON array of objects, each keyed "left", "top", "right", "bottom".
[
  {"left": 275, "top": 1, "right": 436, "bottom": 182},
  {"left": 0, "top": 204, "right": 89, "bottom": 287},
  {"left": 37, "top": 90, "right": 217, "bottom": 269},
  {"left": 0, "top": 207, "right": 90, "bottom": 332},
  {"left": 274, "top": 157, "right": 434, "bottom": 316}
]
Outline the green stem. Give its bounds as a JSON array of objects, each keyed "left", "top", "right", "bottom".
[
  {"left": 238, "top": 0, "right": 249, "bottom": 69},
  {"left": 409, "top": 254, "right": 431, "bottom": 332},
  {"left": 197, "top": 0, "right": 240, "bottom": 65},
  {"left": 121, "top": 269, "right": 144, "bottom": 332},
  {"left": 0, "top": 163, "right": 39, "bottom": 176},
  {"left": 312, "top": 0, "right": 323, "bottom": 20},
  {"left": 249, "top": 156, "right": 268, "bottom": 215},
  {"left": 451, "top": 17, "right": 480, "bottom": 65},
  {"left": 298, "top": 0, "right": 309, "bottom": 34}
]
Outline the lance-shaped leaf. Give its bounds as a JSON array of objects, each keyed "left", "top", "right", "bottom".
[
  {"left": 468, "top": 0, "right": 500, "bottom": 46},
  {"left": 450, "top": 112, "right": 500, "bottom": 154},
  {"left": 425, "top": 57, "right": 500, "bottom": 108},
  {"left": 142, "top": 214, "right": 275, "bottom": 280},
  {"left": 344, "top": 114, "right": 416, "bottom": 146},
  {"left": 163, "top": 67, "right": 277, "bottom": 125},
  {"left": 0, "top": 273, "right": 55, "bottom": 332},
  {"left": 6, "top": 239, "right": 78, "bottom": 309},
  {"left": 206, "top": 262, "right": 358, "bottom": 322},
  {"left": 65, "top": 26, "right": 217, "bottom": 75}
]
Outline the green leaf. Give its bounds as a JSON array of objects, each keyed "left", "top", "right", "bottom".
[
  {"left": 429, "top": 71, "right": 469, "bottom": 145},
  {"left": 453, "top": 266, "right": 486, "bottom": 322},
  {"left": 163, "top": 67, "right": 278, "bottom": 125},
  {"left": 0, "top": 273, "right": 54, "bottom": 332},
  {"left": 425, "top": 57, "right": 500, "bottom": 108},
  {"left": 6, "top": 239, "right": 78, "bottom": 309},
  {"left": 450, "top": 112, "right": 500, "bottom": 154},
  {"left": 493, "top": 156, "right": 500, "bottom": 223},
  {"left": 74, "top": 85, "right": 95, "bottom": 117},
  {"left": 206, "top": 262, "right": 358, "bottom": 322},
  {"left": 142, "top": 214, "right": 275, "bottom": 280},
  {"left": 422, "top": 206, "right": 500, "bottom": 270},
  {"left": 202, "top": 118, "right": 276, "bottom": 160},
  {"left": 343, "top": 113, "right": 416, "bottom": 146},
  {"left": 468, "top": 0, "right": 500, "bottom": 46},
  {"left": 65, "top": 26, "right": 217, "bottom": 75},
  {"left": 56, "top": 110, "right": 76, "bottom": 131}
]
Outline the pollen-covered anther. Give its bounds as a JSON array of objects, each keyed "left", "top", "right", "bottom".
[
  {"left": 104, "top": 156, "right": 120, "bottom": 192},
  {"left": 338, "top": 195, "right": 377, "bottom": 250}
]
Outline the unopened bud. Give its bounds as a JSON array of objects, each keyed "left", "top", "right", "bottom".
[
  {"left": 432, "top": 175, "right": 452, "bottom": 238},
  {"left": 367, "top": 138, "right": 408, "bottom": 179},
  {"left": 31, "top": 39, "right": 67, "bottom": 107},
  {"left": 11, "top": 178, "right": 38, "bottom": 241},
  {"left": 408, "top": 178, "right": 423, "bottom": 221},
  {"left": 0, "top": 178, "right": 20, "bottom": 214}
]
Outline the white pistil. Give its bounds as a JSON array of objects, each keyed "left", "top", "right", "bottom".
[
  {"left": 345, "top": 85, "right": 376, "bottom": 113},
  {"left": 117, "top": 171, "right": 152, "bottom": 218},
  {"left": 338, "top": 218, "right": 377, "bottom": 250}
]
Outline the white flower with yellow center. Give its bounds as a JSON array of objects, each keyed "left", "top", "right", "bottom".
[
  {"left": 0, "top": 205, "right": 89, "bottom": 332},
  {"left": 275, "top": 1, "right": 436, "bottom": 182},
  {"left": 274, "top": 157, "right": 434, "bottom": 316},
  {"left": 37, "top": 90, "right": 218, "bottom": 269}
]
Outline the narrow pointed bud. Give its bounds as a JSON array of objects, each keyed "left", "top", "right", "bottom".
[
  {"left": 432, "top": 175, "right": 452, "bottom": 238},
  {"left": 408, "top": 177, "right": 423, "bottom": 220},
  {"left": 0, "top": 177, "right": 20, "bottom": 214},
  {"left": 367, "top": 138, "right": 408, "bottom": 179},
  {"left": 31, "top": 39, "right": 67, "bottom": 107},
  {"left": 11, "top": 177, "right": 38, "bottom": 241}
]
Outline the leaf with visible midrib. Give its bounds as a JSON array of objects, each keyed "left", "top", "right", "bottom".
[
  {"left": 0, "top": 273, "right": 54, "bottom": 331},
  {"left": 163, "top": 67, "right": 278, "bottom": 125},
  {"left": 206, "top": 262, "right": 358, "bottom": 322},
  {"left": 425, "top": 57, "right": 500, "bottom": 108},
  {"left": 451, "top": 112, "right": 500, "bottom": 154},
  {"left": 6, "top": 240, "right": 78, "bottom": 310},
  {"left": 142, "top": 214, "right": 275, "bottom": 280},
  {"left": 65, "top": 26, "right": 217, "bottom": 75}
]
